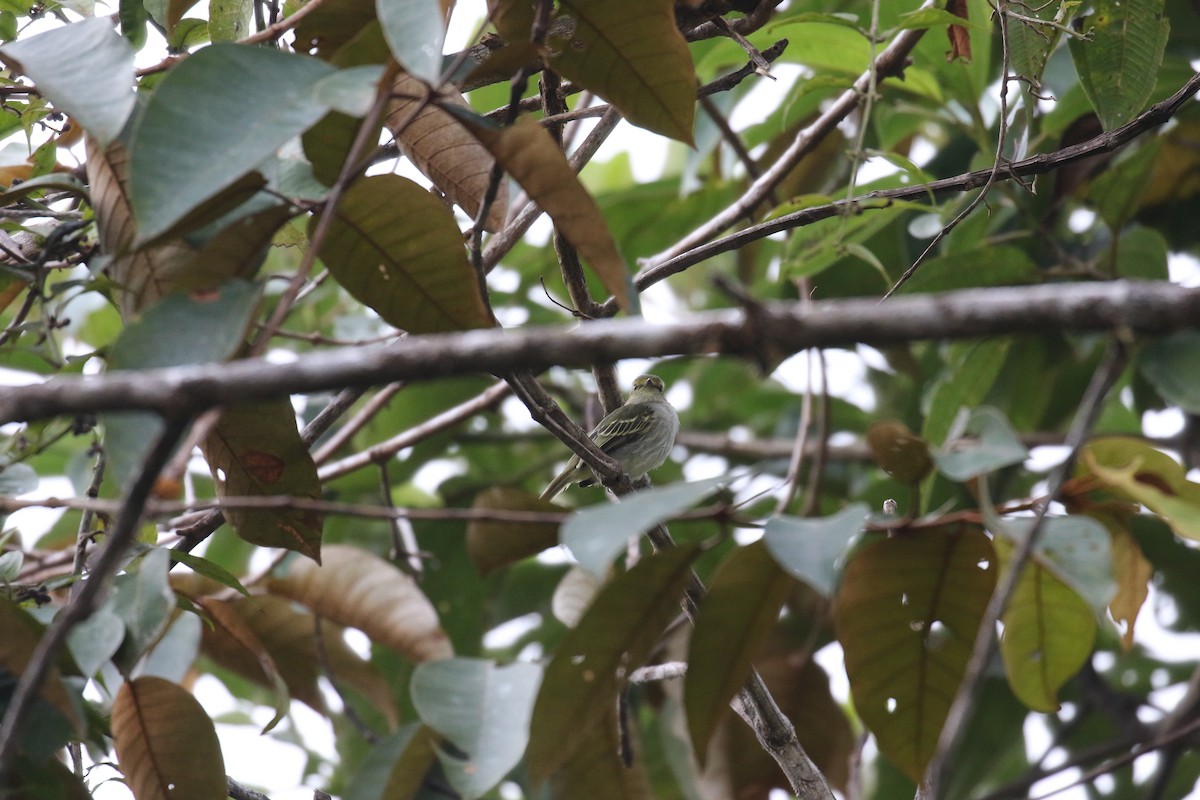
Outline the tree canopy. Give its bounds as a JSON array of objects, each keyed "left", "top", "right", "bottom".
[{"left": 2, "top": 0, "right": 1200, "bottom": 799}]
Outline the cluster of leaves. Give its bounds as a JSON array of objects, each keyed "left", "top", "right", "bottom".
[{"left": 1, "top": 0, "right": 1200, "bottom": 799}]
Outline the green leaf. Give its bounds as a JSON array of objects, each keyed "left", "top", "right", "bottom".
[
  {"left": 996, "top": 537, "right": 1095, "bottom": 712},
  {"left": 684, "top": 541, "right": 791, "bottom": 762},
  {"left": 65, "top": 608, "right": 125, "bottom": 678},
  {"left": 894, "top": 246, "right": 1036, "bottom": 295},
  {"left": 763, "top": 503, "right": 870, "bottom": 595},
  {"left": 377, "top": 0, "right": 445, "bottom": 83},
  {"left": 1139, "top": 332, "right": 1200, "bottom": 414},
  {"left": 344, "top": 724, "right": 437, "bottom": 800},
  {"left": 526, "top": 545, "right": 700, "bottom": 781},
  {"left": 548, "top": 0, "right": 697, "bottom": 144},
  {"left": 0, "top": 462, "right": 37, "bottom": 495},
  {"left": 998, "top": 516, "right": 1117, "bottom": 617},
  {"left": 209, "top": 0, "right": 251, "bottom": 42},
  {"left": 834, "top": 525, "right": 996, "bottom": 783},
  {"left": 312, "top": 65, "right": 385, "bottom": 117},
  {"left": 561, "top": 475, "right": 728, "bottom": 576},
  {"left": 0, "top": 18, "right": 135, "bottom": 145},
  {"left": 315, "top": 173, "right": 494, "bottom": 334},
  {"left": 110, "top": 547, "right": 175, "bottom": 673},
  {"left": 412, "top": 658, "right": 543, "bottom": 799},
  {"left": 129, "top": 43, "right": 333, "bottom": 243},
  {"left": 166, "top": 550, "right": 250, "bottom": 596},
  {"left": 1087, "top": 140, "right": 1161, "bottom": 229},
  {"left": 1068, "top": 0, "right": 1170, "bottom": 130},
  {"left": 922, "top": 339, "right": 1012, "bottom": 447},
  {"left": 934, "top": 406, "right": 1029, "bottom": 481}
]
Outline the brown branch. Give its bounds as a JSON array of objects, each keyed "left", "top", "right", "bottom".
[{"left": 2, "top": 281, "right": 1197, "bottom": 425}]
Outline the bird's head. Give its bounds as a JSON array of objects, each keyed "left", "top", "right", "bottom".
[{"left": 632, "top": 374, "right": 665, "bottom": 394}]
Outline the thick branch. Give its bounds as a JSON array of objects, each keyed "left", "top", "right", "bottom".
[{"left": 2, "top": 281, "right": 1198, "bottom": 423}]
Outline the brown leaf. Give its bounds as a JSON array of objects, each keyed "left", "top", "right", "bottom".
[
  {"left": 466, "top": 115, "right": 630, "bottom": 311},
  {"left": 111, "top": 676, "right": 226, "bottom": 800},
  {"left": 388, "top": 74, "right": 508, "bottom": 232},
  {"left": 466, "top": 487, "right": 561, "bottom": 575},
  {"left": 946, "top": 0, "right": 972, "bottom": 62},
  {"left": 267, "top": 544, "right": 454, "bottom": 663},
  {"left": 202, "top": 400, "right": 323, "bottom": 561}
]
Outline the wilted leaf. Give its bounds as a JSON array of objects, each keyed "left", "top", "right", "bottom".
[
  {"left": 267, "top": 544, "right": 454, "bottom": 662},
  {"left": 526, "top": 545, "right": 700, "bottom": 780},
  {"left": 0, "top": 18, "right": 135, "bottom": 145},
  {"left": 195, "top": 598, "right": 290, "bottom": 732},
  {"left": 1096, "top": 513, "right": 1152, "bottom": 650},
  {"left": 561, "top": 475, "right": 727, "bottom": 575},
  {"left": 111, "top": 676, "right": 226, "bottom": 800},
  {"left": 763, "top": 503, "right": 870, "bottom": 595},
  {"left": 464, "top": 115, "right": 631, "bottom": 311},
  {"left": 466, "top": 487, "right": 561, "bottom": 575},
  {"left": 388, "top": 74, "right": 508, "bottom": 232},
  {"left": 867, "top": 421, "right": 933, "bottom": 484},
  {"left": 194, "top": 594, "right": 395, "bottom": 721},
  {"left": 202, "top": 399, "right": 324, "bottom": 561},
  {"left": 996, "top": 538, "right": 1096, "bottom": 712},
  {"left": 0, "top": 598, "right": 83, "bottom": 733},
  {"left": 834, "top": 525, "right": 996, "bottom": 783},
  {"left": 1081, "top": 436, "right": 1200, "bottom": 541},
  {"left": 315, "top": 173, "right": 494, "bottom": 334},
  {"left": 411, "top": 658, "right": 543, "bottom": 798},
  {"left": 548, "top": 0, "right": 697, "bottom": 143},
  {"left": 685, "top": 541, "right": 791, "bottom": 763},
  {"left": 945, "top": 0, "right": 971, "bottom": 61}
]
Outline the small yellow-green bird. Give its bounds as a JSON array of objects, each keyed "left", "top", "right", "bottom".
[{"left": 540, "top": 374, "right": 680, "bottom": 501}]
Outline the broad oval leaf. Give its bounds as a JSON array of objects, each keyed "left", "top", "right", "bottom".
[
  {"left": 202, "top": 399, "right": 324, "bottom": 561},
  {"left": 377, "top": 0, "right": 446, "bottom": 83},
  {"left": 315, "top": 173, "right": 494, "bottom": 334},
  {"left": 996, "top": 538, "right": 1096, "bottom": 712},
  {"left": 129, "top": 43, "right": 334, "bottom": 242},
  {"left": 548, "top": 0, "right": 697, "bottom": 143},
  {"left": 867, "top": 421, "right": 933, "bottom": 484},
  {"left": 464, "top": 114, "right": 631, "bottom": 311},
  {"left": 561, "top": 475, "right": 728, "bottom": 575},
  {"left": 1068, "top": 0, "right": 1169, "bottom": 131},
  {"left": 685, "top": 540, "right": 792, "bottom": 763},
  {"left": 763, "top": 503, "right": 870, "bottom": 595},
  {"left": 111, "top": 676, "right": 226, "bottom": 800},
  {"left": 526, "top": 544, "right": 700, "bottom": 781},
  {"left": 194, "top": 597, "right": 290, "bottom": 733},
  {"left": 267, "top": 544, "right": 454, "bottom": 662},
  {"left": 998, "top": 515, "right": 1116, "bottom": 616},
  {"left": 65, "top": 608, "right": 125, "bottom": 680},
  {"left": 109, "top": 547, "right": 174, "bottom": 674},
  {"left": 411, "top": 658, "right": 543, "bottom": 799},
  {"left": 388, "top": 74, "right": 508, "bottom": 232},
  {"left": 1139, "top": 331, "right": 1200, "bottom": 414},
  {"left": 934, "top": 406, "right": 1029, "bottom": 481},
  {"left": 0, "top": 18, "right": 135, "bottom": 145},
  {"left": 834, "top": 525, "right": 996, "bottom": 783},
  {"left": 466, "top": 487, "right": 561, "bottom": 576}
]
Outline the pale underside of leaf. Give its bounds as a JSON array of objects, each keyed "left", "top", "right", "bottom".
[
  {"left": 267, "top": 544, "right": 454, "bottom": 662},
  {"left": 389, "top": 74, "right": 507, "bottom": 232}
]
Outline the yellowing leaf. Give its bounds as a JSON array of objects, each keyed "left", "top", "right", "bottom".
[
  {"left": 997, "top": 538, "right": 1095, "bottom": 712},
  {"left": 834, "top": 525, "right": 996, "bottom": 783},
  {"left": 388, "top": 75, "right": 508, "bottom": 233},
  {"left": 267, "top": 544, "right": 454, "bottom": 662},
  {"left": 549, "top": 0, "right": 697, "bottom": 143},
  {"left": 202, "top": 400, "right": 324, "bottom": 562},
  {"left": 1081, "top": 436, "right": 1200, "bottom": 541},
  {"left": 1107, "top": 522, "right": 1152, "bottom": 651},
  {"left": 111, "top": 676, "right": 226, "bottom": 800},
  {"left": 315, "top": 173, "right": 495, "bottom": 333},
  {"left": 466, "top": 115, "right": 630, "bottom": 311}
]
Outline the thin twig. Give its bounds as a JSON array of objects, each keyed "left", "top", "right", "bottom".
[
  {"left": 311, "top": 384, "right": 400, "bottom": 464},
  {"left": 0, "top": 415, "right": 192, "bottom": 770},
  {"left": 925, "top": 341, "right": 1129, "bottom": 798}
]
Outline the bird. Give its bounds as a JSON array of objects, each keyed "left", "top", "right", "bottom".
[{"left": 539, "top": 374, "right": 680, "bottom": 501}]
